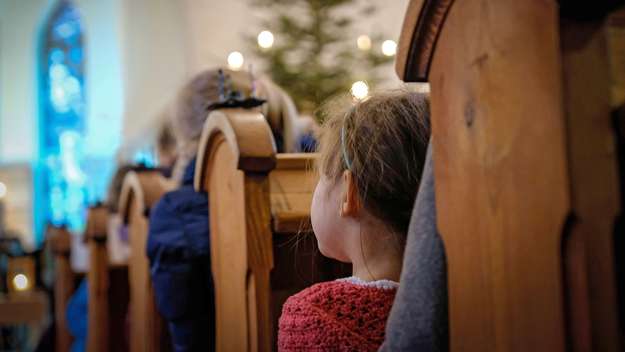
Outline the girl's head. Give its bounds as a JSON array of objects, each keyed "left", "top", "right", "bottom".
[{"left": 311, "top": 90, "right": 430, "bottom": 262}]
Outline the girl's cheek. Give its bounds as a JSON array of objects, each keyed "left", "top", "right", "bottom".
[
  {"left": 310, "top": 181, "right": 325, "bottom": 240},
  {"left": 310, "top": 177, "right": 345, "bottom": 260}
]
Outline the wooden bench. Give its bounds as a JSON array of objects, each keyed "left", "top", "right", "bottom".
[
  {"left": 396, "top": 1, "right": 621, "bottom": 351},
  {"left": 119, "top": 170, "right": 174, "bottom": 352},
  {"left": 48, "top": 225, "right": 76, "bottom": 352},
  {"left": 194, "top": 108, "right": 349, "bottom": 352},
  {"left": 83, "top": 205, "right": 130, "bottom": 352}
]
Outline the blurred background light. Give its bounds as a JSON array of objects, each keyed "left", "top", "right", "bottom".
[
  {"left": 381, "top": 39, "right": 397, "bottom": 57},
  {"left": 12, "top": 273, "right": 29, "bottom": 291},
  {"left": 257, "top": 30, "right": 274, "bottom": 49},
  {"left": 351, "top": 81, "right": 369, "bottom": 100},
  {"left": 227, "top": 51, "right": 244, "bottom": 70},
  {"left": 357, "top": 35, "right": 372, "bottom": 51}
]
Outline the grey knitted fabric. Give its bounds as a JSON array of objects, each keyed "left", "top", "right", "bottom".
[{"left": 379, "top": 142, "right": 449, "bottom": 352}]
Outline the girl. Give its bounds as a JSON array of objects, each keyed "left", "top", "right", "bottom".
[{"left": 278, "top": 91, "right": 430, "bottom": 351}]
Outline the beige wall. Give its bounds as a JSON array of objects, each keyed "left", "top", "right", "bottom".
[
  {"left": 180, "top": 0, "right": 409, "bottom": 78},
  {"left": 0, "top": 164, "right": 33, "bottom": 249},
  {"left": 0, "top": 0, "right": 411, "bottom": 245}
]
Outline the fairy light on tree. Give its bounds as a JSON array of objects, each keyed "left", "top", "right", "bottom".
[
  {"left": 357, "top": 35, "right": 372, "bottom": 51},
  {"left": 381, "top": 39, "right": 397, "bottom": 57},
  {"left": 227, "top": 51, "right": 245, "bottom": 71},
  {"left": 247, "top": 0, "right": 393, "bottom": 120},
  {"left": 257, "top": 30, "right": 274, "bottom": 49},
  {"left": 351, "top": 81, "right": 369, "bottom": 100}
]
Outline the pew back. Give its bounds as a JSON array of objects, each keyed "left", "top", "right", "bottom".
[
  {"left": 396, "top": 0, "right": 621, "bottom": 351},
  {"left": 119, "top": 171, "right": 173, "bottom": 352},
  {"left": 84, "top": 205, "right": 130, "bottom": 352},
  {"left": 85, "top": 206, "right": 109, "bottom": 352},
  {"left": 195, "top": 108, "right": 349, "bottom": 351},
  {"left": 48, "top": 226, "right": 74, "bottom": 352}
]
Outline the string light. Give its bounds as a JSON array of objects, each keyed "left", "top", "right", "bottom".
[
  {"left": 13, "top": 274, "right": 29, "bottom": 291},
  {"left": 257, "top": 30, "right": 274, "bottom": 49},
  {"left": 356, "top": 35, "right": 371, "bottom": 51},
  {"left": 351, "top": 81, "right": 369, "bottom": 100},
  {"left": 381, "top": 40, "right": 397, "bottom": 57},
  {"left": 227, "top": 51, "right": 244, "bottom": 71}
]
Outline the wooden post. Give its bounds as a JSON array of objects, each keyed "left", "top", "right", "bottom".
[
  {"left": 49, "top": 226, "right": 74, "bottom": 352},
  {"left": 194, "top": 108, "right": 346, "bottom": 351},
  {"left": 85, "top": 205, "right": 110, "bottom": 352},
  {"left": 119, "top": 171, "right": 173, "bottom": 352},
  {"left": 194, "top": 109, "right": 277, "bottom": 352}
]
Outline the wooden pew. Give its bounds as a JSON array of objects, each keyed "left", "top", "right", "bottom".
[
  {"left": 48, "top": 225, "right": 75, "bottom": 352},
  {"left": 194, "top": 108, "right": 349, "bottom": 352},
  {"left": 119, "top": 170, "right": 174, "bottom": 352},
  {"left": 85, "top": 205, "right": 109, "bottom": 352},
  {"left": 84, "top": 205, "right": 130, "bottom": 352},
  {"left": 396, "top": 0, "right": 621, "bottom": 351}
]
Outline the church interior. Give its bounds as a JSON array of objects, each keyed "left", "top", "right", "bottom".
[{"left": 1, "top": 0, "right": 625, "bottom": 351}]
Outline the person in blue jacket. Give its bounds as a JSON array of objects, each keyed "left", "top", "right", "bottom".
[
  {"left": 146, "top": 68, "right": 317, "bottom": 352},
  {"left": 147, "top": 157, "right": 212, "bottom": 351}
]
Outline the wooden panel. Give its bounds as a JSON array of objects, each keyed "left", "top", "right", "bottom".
[
  {"left": 48, "top": 226, "right": 74, "bottom": 352},
  {"left": 560, "top": 18, "right": 621, "bottom": 352},
  {"left": 275, "top": 153, "right": 316, "bottom": 170},
  {"left": 427, "top": 0, "right": 568, "bottom": 350},
  {"left": 197, "top": 109, "right": 350, "bottom": 351},
  {"left": 119, "top": 171, "right": 172, "bottom": 352},
  {"left": 85, "top": 206, "right": 109, "bottom": 352},
  {"left": 269, "top": 153, "right": 317, "bottom": 234},
  {"left": 0, "top": 291, "right": 47, "bottom": 324},
  {"left": 207, "top": 136, "right": 254, "bottom": 352},
  {"left": 273, "top": 211, "right": 312, "bottom": 234}
]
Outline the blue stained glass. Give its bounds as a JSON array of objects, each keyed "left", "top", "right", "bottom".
[{"left": 39, "top": 0, "right": 88, "bottom": 232}]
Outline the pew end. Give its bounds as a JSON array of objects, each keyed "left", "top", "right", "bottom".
[
  {"left": 195, "top": 108, "right": 349, "bottom": 351},
  {"left": 392, "top": 1, "right": 623, "bottom": 351},
  {"left": 47, "top": 225, "right": 75, "bottom": 352},
  {"left": 84, "top": 205, "right": 130, "bottom": 352},
  {"left": 119, "top": 170, "right": 174, "bottom": 352}
]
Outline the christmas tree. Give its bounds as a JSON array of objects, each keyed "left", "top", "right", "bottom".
[{"left": 246, "top": 0, "right": 394, "bottom": 119}]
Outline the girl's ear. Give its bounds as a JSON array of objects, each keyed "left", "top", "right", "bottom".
[{"left": 340, "top": 170, "right": 361, "bottom": 218}]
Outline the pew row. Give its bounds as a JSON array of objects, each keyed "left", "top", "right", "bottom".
[
  {"left": 395, "top": 0, "right": 621, "bottom": 351},
  {"left": 119, "top": 170, "right": 174, "bottom": 352},
  {"left": 194, "top": 108, "right": 349, "bottom": 352},
  {"left": 84, "top": 205, "right": 130, "bottom": 352}
]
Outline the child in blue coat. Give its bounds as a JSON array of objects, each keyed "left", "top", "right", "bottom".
[{"left": 147, "top": 68, "right": 316, "bottom": 352}]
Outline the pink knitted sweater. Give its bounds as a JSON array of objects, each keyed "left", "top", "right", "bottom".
[{"left": 278, "top": 277, "right": 398, "bottom": 351}]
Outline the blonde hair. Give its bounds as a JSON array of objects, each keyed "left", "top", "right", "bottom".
[{"left": 318, "top": 90, "right": 430, "bottom": 235}]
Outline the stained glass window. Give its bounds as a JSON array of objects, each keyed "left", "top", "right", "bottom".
[{"left": 39, "top": 1, "right": 87, "bottom": 232}]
